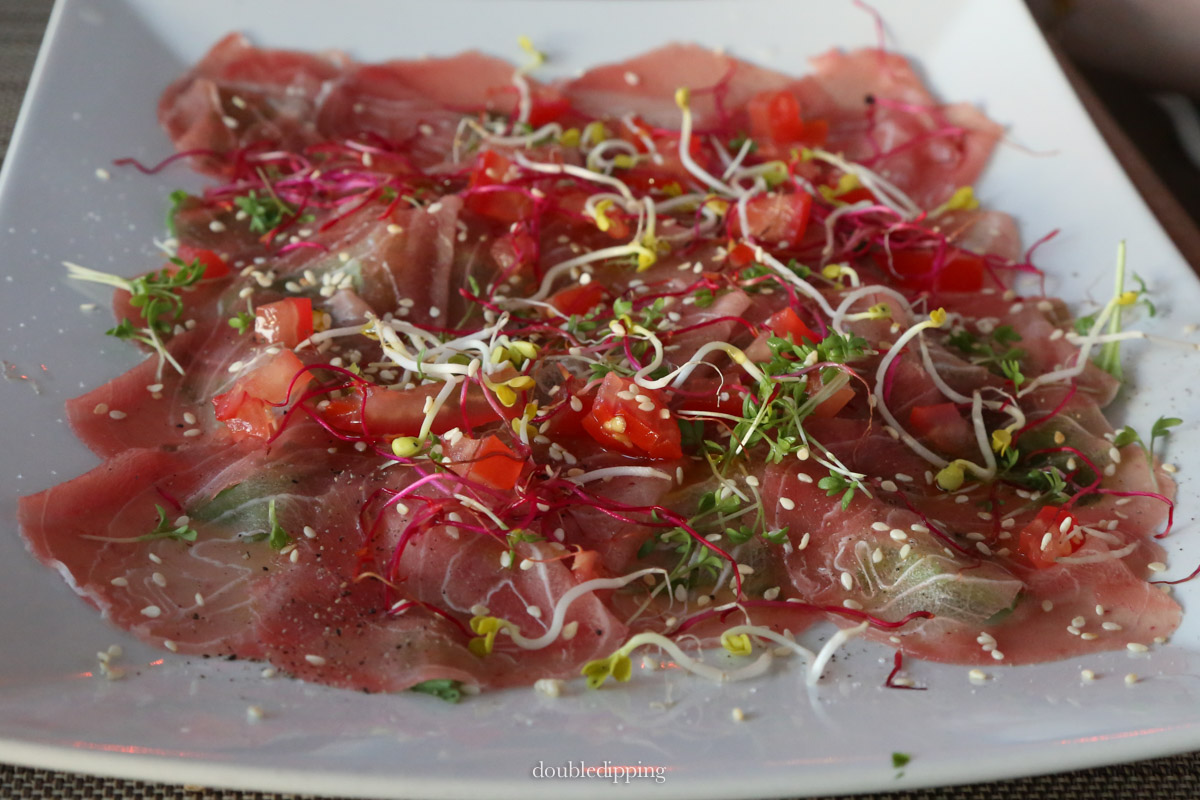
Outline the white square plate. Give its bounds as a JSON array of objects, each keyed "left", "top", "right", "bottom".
[{"left": 2, "top": 1, "right": 1199, "bottom": 797}]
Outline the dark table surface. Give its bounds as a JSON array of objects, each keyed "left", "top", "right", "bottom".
[{"left": 3, "top": 1, "right": 1200, "bottom": 798}]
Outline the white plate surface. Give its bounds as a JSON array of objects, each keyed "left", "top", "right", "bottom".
[{"left": 2, "top": 1, "right": 1200, "bottom": 797}]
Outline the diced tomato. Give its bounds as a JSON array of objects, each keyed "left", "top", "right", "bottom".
[
  {"left": 548, "top": 282, "right": 607, "bottom": 317},
  {"left": 175, "top": 244, "right": 230, "bottom": 279},
  {"left": 674, "top": 378, "right": 748, "bottom": 419},
  {"left": 764, "top": 307, "right": 821, "bottom": 346},
  {"left": 731, "top": 192, "right": 812, "bottom": 245},
  {"left": 527, "top": 88, "right": 572, "bottom": 128},
  {"left": 490, "top": 225, "right": 539, "bottom": 274},
  {"left": 1016, "top": 506, "right": 1082, "bottom": 569},
  {"left": 465, "top": 150, "right": 534, "bottom": 223},
  {"left": 748, "top": 90, "right": 806, "bottom": 145},
  {"left": 809, "top": 383, "right": 855, "bottom": 419},
  {"left": 798, "top": 118, "right": 829, "bottom": 147},
  {"left": 727, "top": 242, "right": 757, "bottom": 268},
  {"left": 582, "top": 373, "right": 682, "bottom": 460},
  {"left": 836, "top": 186, "right": 876, "bottom": 205},
  {"left": 213, "top": 350, "right": 311, "bottom": 440},
  {"left": 254, "top": 297, "right": 314, "bottom": 348},
  {"left": 319, "top": 382, "right": 504, "bottom": 438},
  {"left": 908, "top": 402, "right": 976, "bottom": 456},
  {"left": 873, "top": 247, "right": 986, "bottom": 292},
  {"left": 443, "top": 434, "right": 526, "bottom": 491}
]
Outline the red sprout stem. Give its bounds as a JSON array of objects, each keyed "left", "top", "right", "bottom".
[{"left": 885, "top": 650, "right": 925, "bottom": 690}]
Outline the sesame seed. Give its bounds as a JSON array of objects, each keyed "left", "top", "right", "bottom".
[
  {"left": 1067, "top": 626, "right": 1081, "bottom": 636},
  {"left": 561, "top": 621, "right": 579, "bottom": 641},
  {"left": 1148, "top": 562, "right": 1167, "bottom": 573},
  {"left": 1054, "top": 431, "right": 1066, "bottom": 445},
  {"left": 839, "top": 571, "right": 854, "bottom": 591},
  {"left": 871, "top": 522, "right": 889, "bottom": 532},
  {"left": 731, "top": 707, "right": 746, "bottom": 723},
  {"left": 164, "top": 639, "right": 178, "bottom": 652},
  {"left": 895, "top": 473, "right": 913, "bottom": 483},
  {"left": 1126, "top": 642, "right": 1149, "bottom": 653},
  {"left": 108, "top": 410, "right": 127, "bottom": 420},
  {"left": 899, "top": 544, "right": 912, "bottom": 559},
  {"left": 955, "top": 495, "right": 969, "bottom": 504},
  {"left": 968, "top": 669, "right": 988, "bottom": 683},
  {"left": 93, "top": 403, "right": 109, "bottom": 415},
  {"left": 1071, "top": 616, "right": 1086, "bottom": 628},
  {"left": 796, "top": 473, "right": 814, "bottom": 484},
  {"left": 880, "top": 480, "right": 898, "bottom": 493},
  {"left": 148, "top": 553, "right": 162, "bottom": 564},
  {"left": 842, "top": 599, "right": 863, "bottom": 610},
  {"left": 152, "top": 572, "right": 167, "bottom": 587},
  {"left": 872, "top": 547, "right": 883, "bottom": 564},
  {"left": 1042, "top": 599, "right": 1054, "bottom": 612},
  {"left": 110, "top": 577, "right": 128, "bottom": 587},
  {"left": 976, "top": 542, "right": 992, "bottom": 556},
  {"left": 183, "top": 428, "right": 202, "bottom": 438},
  {"left": 1081, "top": 669, "right": 1096, "bottom": 681},
  {"left": 429, "top": 307, "right": 441, "bottom": 318},
  {"left": 182, "top": 411, "right": 197, "bottom": 425},
  {"left": 1080, "top": 632, "right": 1098, "bottom": 640},
  {"left": 305, "top": 654, "right": 326, "bottom": 666},
  {"left": 763, "top": 586, "right": 780, "bottom": 601},
  {"left": 1125, "top": 673, "right": 1139, "bottom": 685},
  {"left": 194, "top": 592, "right": 205, "bottom": 606},
  {"left": 779, "top": 497, "right": 796, "bottom": 510},
  {"left": 246, "top": 705, "right": 265, "bottom": 722},
  {"left": 910, "top": 523, "right": 929, "bottom": 533},
  {"left": 140, "top": 605, "right": 162, "bottom": 618},
  {"left": 798, "top": 532, "right": 810, "bottom": 550},
  {"left": 569, "top": 396, "right": 583, "bottom": 412}
]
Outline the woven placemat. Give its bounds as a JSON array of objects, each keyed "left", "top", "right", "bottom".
[{"left": 3, "top": 1, "right": 1199, "bottom": 798}]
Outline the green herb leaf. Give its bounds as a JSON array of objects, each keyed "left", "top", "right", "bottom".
[
  {"left": 410, "top": 679, "right": 463, "bottom": 703},
  {"left": 892, "top": 752, "right": 911, "bottom": 769},
  {"left": 234, "top": 189, "right": 294, "bottom": 234},
  {"left": 267, "top": 498, "right": 291, "bottom": 550},
  {"left": 166, "top": 189, "right": 189, "bottom": 236},
  {"left": 229, "top": 310, "right": 255, "bottom": 335}
]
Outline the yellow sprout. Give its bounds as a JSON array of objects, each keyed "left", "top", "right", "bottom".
[
  {"left": 559, "top": 128, "right": 581, "bottom": 148},
  {"left": 662, "top": 182, "right": 684, "bottom": 197},
  {"left": 1117, "top": 291, "right": 1139, "bottom": 306},
  {"left": 391, "top": 436, "right": 422, "bottom": 458},
  {"left": 674, "top": 86, "right": 691, "bottom": 110},
  {"left": 582, "top": 121, "right": 609, "bottom": 144},
  {"left": 761, "top": 161, "right": 790, "bottom": 188},
  {"left": 935, "top": 459, "right": 970, "bottom": 492},
  {"left": 517, "top": 35, "right": 545, "bottom": 66},
  {"left": 991, "top": 429, "right": 1013, "bottom": 456},
  {"left": 581, "top": 651, "right": 633, "bottom": 689},
  {"left": 822, "top": 264, "right": 845, "bottom": 281},
  {"left": 721, "top": 632, "right": 753, "bottom": 657},
  {"left": 613, "top": 154, "right": 637, "bottom": 169},
  {"left": 706, "top": 197, "right": 730, "bottom": 216},
  {"left": 593, "top": 199, "right": 614, "bottom": 232},
  {"left": 818, "top": 172, "right": 861, "bottom": 203},
  {"left": 929, "top": 308, "right": 948, "bottom": 327},
  {"left": 468, "top": 616, "right": 509, "bottom": 657},
  {"left": 940, "top": 186, "right": 979, "bottom": 214}
]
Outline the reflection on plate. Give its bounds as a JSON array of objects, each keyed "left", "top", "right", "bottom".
[{"left": 0, "top": 1, "right": 1198, "bottom": 797}]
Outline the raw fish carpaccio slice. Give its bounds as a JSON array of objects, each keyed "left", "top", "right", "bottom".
[{"left": 19, "top": 35, "right": 1181, "bottom": 695}]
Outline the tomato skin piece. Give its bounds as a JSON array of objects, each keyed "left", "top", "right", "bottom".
[
  {"left": 908, "top": 402, "right": 976, "bottom": 456},
  {"left": 254, "top": 297, "right": 314, "bottom": 348},
  {"left": 548, "top": 282, "right": 607, "bottom": 317},
  {"left": 731, "top": 192, "right": 812, "bottom": 244},
  {"left": 748, "top": 90, "right": 806, "bottom": 145},
  {"left": 873, "top": 247, "right": 986, "bottom": 292},
  {"left": 212, "top": 350, "right": 311, "bottom": 440},
  {"left": 465, "top": 150, "right": 534, "bottom": 223},
  {"left": 175, "top": 244, "right": 230, "bottom": 279},
  {"left": 444, "top": 434, "right": 526, "bottom": 491},
  {"left": 1017, "top": 506, "right": 1082, "bottom": 568},
  {"left": 809, "top": 383, "right": 855, "bottom": 419},
  {"left": 582, "top": 373, "right": 682, "bottom": 460},
  {"left": 320, "top": 383, "right": 503, "bottom": 438},
  {"left": 727, "top": 242, "right": 757, "bottom": 268},
  {"left": 765, "top": 307, "right": 820, "bottom": 346}
]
